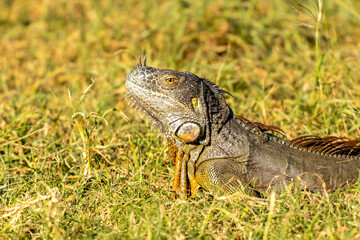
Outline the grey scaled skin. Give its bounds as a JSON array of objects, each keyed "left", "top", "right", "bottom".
[{"left": 125, "top": 57, "right": 360, "bottom": 199}]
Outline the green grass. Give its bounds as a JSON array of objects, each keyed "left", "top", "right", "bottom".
[{"left": 1, "top": 0, "right": 360, "bottom": 238}]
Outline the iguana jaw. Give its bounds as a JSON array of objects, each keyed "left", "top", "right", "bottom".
[{"left": 125, "top": 90, "right": 165, "bottom": 135}]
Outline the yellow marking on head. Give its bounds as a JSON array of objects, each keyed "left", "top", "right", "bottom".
[{"left": 191, "top": 98, "right": 197, "bottom": 110}]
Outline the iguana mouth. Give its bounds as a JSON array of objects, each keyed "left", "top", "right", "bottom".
[{"left": 125, "top": 59, "right": 168, "bottom": 136}]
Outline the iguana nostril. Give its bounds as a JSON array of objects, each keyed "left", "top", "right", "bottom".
[
  {"left": 129, "top": 69, "right": 146, "bottom": 80},
  {"left": 131, "top": 70, "right": 139, "bottom": 77}
]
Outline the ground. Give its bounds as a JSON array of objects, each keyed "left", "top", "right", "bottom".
[{"left": 1, "top": 0, "right": 360, "bottom": 239}]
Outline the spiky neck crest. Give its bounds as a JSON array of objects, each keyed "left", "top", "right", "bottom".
[{"left": 201, "top": 78, "right": 232, "bottom": 135}]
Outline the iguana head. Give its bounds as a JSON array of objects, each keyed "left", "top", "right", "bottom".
[{"left": 126, "top": 57, "right": 230, "bottom": 145}]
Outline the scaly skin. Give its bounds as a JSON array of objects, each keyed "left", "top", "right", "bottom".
[{"left": 126, "top": 58, "right": 360, "bottom": 199}]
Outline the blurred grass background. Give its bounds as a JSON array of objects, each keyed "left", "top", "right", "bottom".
[{"left": 1, "top": 0, "right": 360, "bottom": 239}]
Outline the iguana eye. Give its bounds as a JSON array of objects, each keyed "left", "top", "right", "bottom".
[{"left": 166, "top": 78, "right": 176, "bottom": 84}]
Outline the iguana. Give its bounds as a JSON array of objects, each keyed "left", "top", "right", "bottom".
[{"left": 126, "top": 57, "right": 360, "bottom": 198}]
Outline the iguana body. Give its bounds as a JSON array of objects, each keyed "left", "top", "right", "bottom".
[{"left": 126, "top": 57, "right": 360, "bottom": 198}]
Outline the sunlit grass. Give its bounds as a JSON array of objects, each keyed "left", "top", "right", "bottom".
[{"left": 1, "top": 0, "right": 360, "bottom": 238}]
